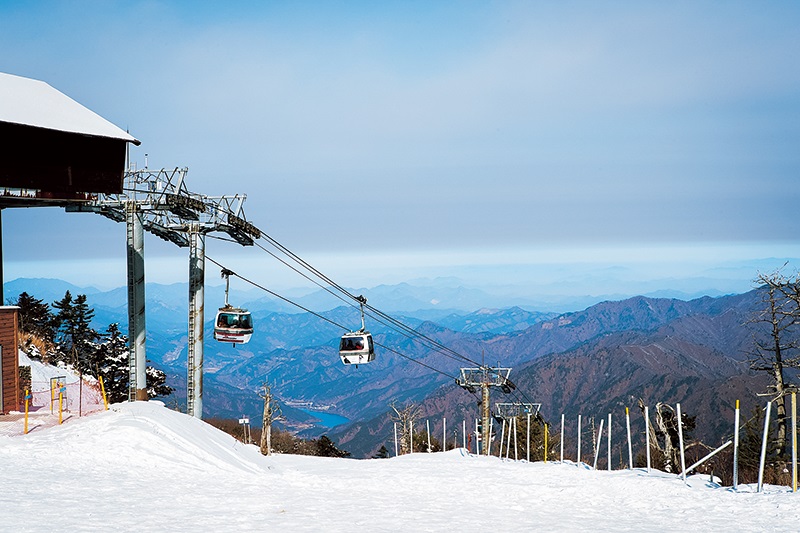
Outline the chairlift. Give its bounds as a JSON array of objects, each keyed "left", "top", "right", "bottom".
[
  {"left": 339, "top": 295, "right": 375, "bottom": 365},
  {"left": 214, "top": 268, "right": 253, "bottom": 346}
]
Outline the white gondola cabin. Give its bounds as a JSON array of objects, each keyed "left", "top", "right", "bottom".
[
  {"left": 214, "top": 268, "right": 254, "bottom": 345},
  {"left": 339, "top": 331, "right": 375, "bottom": 365},
  {"left": 214, "top": 305, "right": 253, "bottom": 345},
  {"left": 339, "top": 295, "right": 376, "bottom": 365}
]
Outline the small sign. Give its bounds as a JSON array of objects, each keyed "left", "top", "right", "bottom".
[{"left": 239, "top": 418, "right": 249, "bottom": 424}]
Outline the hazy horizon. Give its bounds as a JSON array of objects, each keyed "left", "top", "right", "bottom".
[{"left": 1, "top": 2, "right": 798, "bottom": 301}]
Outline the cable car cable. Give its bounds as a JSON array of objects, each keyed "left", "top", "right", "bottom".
[
  {"left": 348, "top": 303, "right": 482, "bottom": 368},
  {"left": 372, "top": 340, "right": 459, "bottom": 380},
  {"left": 207, "top": 234, "right": 356, "bottom": 313},
  {"left": 217, "top": 227, "right": 507, "bottom": 374},
  {"left": 362, "top": 304, "right": 483, "bottom": 366},
  {"left": 206, "top": 256, "right": 343, "bottom": 331},
  {"left": 252, "top": 239, "right": 356, "bottom": 310},
  {"left": 255, "top": 229, "right": 478, "bottom": 366},
  {"left": 243, "top": 234, "right": 485, "bottom": 368},
  {"left": 257, "top": 233, "right": 358, "bottom": 302},
  {"left": 205, "top": 255, "right": 461, "bottom": 380}
]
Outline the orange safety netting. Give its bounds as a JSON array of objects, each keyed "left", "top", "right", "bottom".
[{"left": 28, "top": 378, "right": 105, "bottom": 415}]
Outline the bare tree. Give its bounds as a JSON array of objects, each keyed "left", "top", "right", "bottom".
[
  {"left": 259, "top": 383, "right": 282, "bottom": 456},
  {"left": 389, "top": 401, "right": 422, "bottom": 455},
  {"left": 638, "top": 399, "right": 696, "bottom": 473},
  {"left": 749, "top": 270, "right": 800, "bottom": 458}
]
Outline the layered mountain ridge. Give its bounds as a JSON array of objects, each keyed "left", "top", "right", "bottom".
[{"left": 5, "top": 278, "right": 777, "bottom": 459}]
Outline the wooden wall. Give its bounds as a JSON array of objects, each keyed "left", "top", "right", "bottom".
[
  {"left": 0, "top": 122, "right": 126, "bottom": 194},
  {"left": 0, "top": 307, "right": 19, "bottom": 414}
]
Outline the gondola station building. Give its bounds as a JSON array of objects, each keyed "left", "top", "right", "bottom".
[{"left": 0, "top": 72, "right": 139, "bottom": 413}]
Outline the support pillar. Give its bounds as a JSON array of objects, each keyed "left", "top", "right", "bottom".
[
  {"left": 126, "top": 201, "right": 147, "bottom": 401},
  {"left": 482, "top": 381, "right": 491, "bottom": 456},
  {"left": 0, "top": 208, "right": 4, "bottom": 305},
  {"left": 187, "top": 225, "right": 205, "bottom": 418}
]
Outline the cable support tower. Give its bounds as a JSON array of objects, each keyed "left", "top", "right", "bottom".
[
  {"left": 69, "top": 165, "right": 520, "bottom": 421},
  {"left": 217, "top": 233, "right": 528, "bottom": 422},
  {"left": 456, "top": 365, "right": 516, "bottom": 456},
  {"left": 67, "top": 167, "right": 259, "bottom": 417}
]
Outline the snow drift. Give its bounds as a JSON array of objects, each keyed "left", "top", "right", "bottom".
[{"left": 2, "top": 400, "right": 799, "bottom": 532}]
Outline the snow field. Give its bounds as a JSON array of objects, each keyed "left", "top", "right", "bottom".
[{"left": 2, "top": 401, "right": 799, "bottom": 532}]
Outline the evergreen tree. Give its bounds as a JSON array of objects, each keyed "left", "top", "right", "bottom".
[
  {"left": 14, "top": 292, "right": 57, "bottom": 360},
  {"left": 15, "top": 291, "right": 56, "bottom": 342},
  {"left": 512, "top": 413, "right": 552, "bottom": 461},
  {"left": 411, "top": 429, "right": 441, "bottom": 453},
  {"left": 71, "top": 294, "right": 99, "bottom": 373},
  {"left": 93, "top": 323, "right": 130, "bottom": 403},
  {"left": 52, "top": 291, "right": 100, "bottom": 372},
  {"left": 372, "top": 445, "right": 390, "bottom": 459},
  {"left": 146, "top": 365, "right": 174, "bottom": 398},
  {"left": 51, "top": 291, "right": 75, "bottom": 364},
  {"left": 315, "top": 435, "right": 350, "bottom": 458},
  {"left": 92, "top": 323, "right": 174, "bottom": 403}
]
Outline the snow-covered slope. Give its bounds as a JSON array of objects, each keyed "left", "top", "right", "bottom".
[{"left": 1, "top": 402, "right": 798, "bottom": 532}]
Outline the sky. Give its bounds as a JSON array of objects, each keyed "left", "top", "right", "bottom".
[{"left": 1, "top": 1, "right": 799, "bottom": 299}]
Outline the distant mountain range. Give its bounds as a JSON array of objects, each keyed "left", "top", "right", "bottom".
[
  {"left": 6, "top": 277, "right": 779, "bottom": 459},
  {"left": 328, "top": 291, "right": 779, "bottom": 458},
  {"left": 3, "top": 277, "right": 556, "bottom": 419}
]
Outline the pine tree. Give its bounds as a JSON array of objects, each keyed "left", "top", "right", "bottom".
[
  {"left": 51, "top": 291, "right": 75, "bottom": 364},
  {"left": 315, "top": 435, "right": 350, "bottom": 457},
  {"left": 372, "top": 445, "right": 390, "bottom": 459},
  {"left": 71, "top": 294, "right": 99, "bottom": 373},
  {"left": 513, "top": 413, "right": 551, "bottom": 461},
  {"left": 50, "top": 292, "right": 100, "bottom": 372},
  {"left": 146, "top": 365, "right": 174, "bottom": 398},
  {"left": 16, "top": 292, "right": 56, "bottom": 342},
  {"left": 14, "top": 292, "right": 57, "bottom": 360},
  {"left": 93, "top": 323, "right": 130, "bottom": 403},
  {"left": 92, "top": 323, "right": 174, "bottom": 403}
]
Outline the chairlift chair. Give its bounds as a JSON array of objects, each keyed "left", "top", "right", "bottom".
[
  {"left": 339, "top": 295, "right": 375, "bottom": 365},
  {"left": 214, "top": 268, "right": 253, "bottom": 345}
]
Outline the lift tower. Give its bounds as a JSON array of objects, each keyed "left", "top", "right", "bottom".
[
  {"left": 68, "top": 167, "right": 259, "bottom": 415},
  {"left": 457, "top": 366, "right": 515, "bottom": 455},
  {"left": 181, "top": 193, "right": 259, "bottom": 417}
]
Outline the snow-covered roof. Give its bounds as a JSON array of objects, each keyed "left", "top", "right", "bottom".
[{"left": 0, "top": 72, "right": 140, "bottom": 145}]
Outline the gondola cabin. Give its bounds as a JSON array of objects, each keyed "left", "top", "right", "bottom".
[
  {"left": 339, "top": 331, "right": 375, "bottom": 365},
  {"left": 214, "top": 305, "right": 253, "bottom": 345}
]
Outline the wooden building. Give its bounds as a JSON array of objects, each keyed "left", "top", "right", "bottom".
[
  {"left": 0, "top": 72, "right": 139, "bottom": 413},
  {"left": 0, "top": 307, "right": 19, "bottom": 413},
  {"left": 0, "top": 71, "right": 140, "bottom": 199}
]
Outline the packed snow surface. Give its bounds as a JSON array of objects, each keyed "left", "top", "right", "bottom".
[{"left": 1, "top": 402, "right": 798, "bottom": 532}]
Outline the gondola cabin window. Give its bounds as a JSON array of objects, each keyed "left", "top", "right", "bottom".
[{"left": 217, "top": 312, "right": 252, "bottom": 329}]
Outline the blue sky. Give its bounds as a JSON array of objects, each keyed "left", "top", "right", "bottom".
[{"left": 1, "top": 1, "right": 799, "bottom": 300}]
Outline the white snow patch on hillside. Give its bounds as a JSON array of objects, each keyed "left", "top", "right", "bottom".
[
  {"left": 1, "top": 401, "right": 799, "bottom": 532},
  {"left": 20, "top": 351, "right": 82, "bottom": 384}
]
